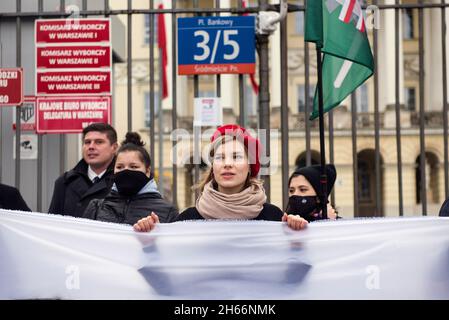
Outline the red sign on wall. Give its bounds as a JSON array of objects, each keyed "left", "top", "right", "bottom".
[
  {"left": 36, "top": 71, "right": 111, "bottom": 95},
  {"left": 0, "top": 68, "right": 23, "bottom": 106},
  {"left": 36, "top": 96, "right": 111, "bottom": 133},
  {"left": 35, "top": 18, "right": 112, "bottom": 134},
  {"left": 36, "top": 46, "right": 111, "bottom": 69},
  {"left": 35, "top": 19, "right": 110, "bottom": 44}
]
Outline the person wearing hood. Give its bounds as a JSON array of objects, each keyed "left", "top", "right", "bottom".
[
  {"left": 83, "top": 132, "right": 178, "bottom": 225},
  {"left": 133, "top": 124, "right": 308, "bottom": 232},
  {"left": 286, "top": 164, "right": 338, "bottom": 222}
]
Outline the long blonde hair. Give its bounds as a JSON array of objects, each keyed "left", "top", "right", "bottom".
[{"left": 194, "top": 135, "right": 262, "bottom": 193}]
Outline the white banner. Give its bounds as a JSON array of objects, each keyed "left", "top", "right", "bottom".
[{"left": 1, "top": 210, "right": 449, "bottom": 299}]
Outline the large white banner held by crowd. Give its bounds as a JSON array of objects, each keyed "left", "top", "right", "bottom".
[{"left": 1, "top": 210, "right": 449, "bottom": 299}]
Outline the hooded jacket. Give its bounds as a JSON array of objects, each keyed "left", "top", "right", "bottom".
[{"left": 83, "top": 180, "right": 178, "bottom": 225}]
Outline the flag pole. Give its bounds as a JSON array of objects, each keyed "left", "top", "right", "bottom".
[{"left": 316, "top": 45, "right": 328, "bottom": 219}]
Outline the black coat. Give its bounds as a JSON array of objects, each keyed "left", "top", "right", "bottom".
[
  {"left": 0, "top": 183, "right": 31, "bottom": 211},
  {"left": 48, "top": 158, "right": 115, "bottom": 217},
  {"left": 175, "top": 203, "right": 283, "bottom": 222},
  {"left": 439, "top": 198, "right": 449, "bottom": 216},
  {"left": 83, "top": 190, "right": 178, "bottom": 225}
]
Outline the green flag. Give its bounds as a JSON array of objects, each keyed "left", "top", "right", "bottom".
[{"left": 305, "top": 0, "right": 374, "bottom": 120}]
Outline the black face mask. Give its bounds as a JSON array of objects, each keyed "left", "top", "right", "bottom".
[
  {"left": 114, "top": 169, "right": 150, "bottom": 197},
  {"left": 286, "top": 195, "right": 320, "bottom": 222}
]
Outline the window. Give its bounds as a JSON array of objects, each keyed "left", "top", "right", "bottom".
[
  {"left": 403, "top": 9, "right": 414, "bottom": 40},
  {"left": 295, "top": 11, "right": 304, "bottom": 35},
  {"left": 198, "top": 90, "right": 215, "bottom": 98},
  {"left": 297, "top": 84, "right": 315, "bottom": 113},
  {"left": 358, "top": 161, "right": 371, "bottom": 201},
  {"left": 244, "top": 81, "right": 256, "bottom": 116},
  {"left": 144, "top": 91, "right": 160, "bottom": 127},
  {"left": 404, "top": 87, "right": 416, "bottom": 111},
  {"left": 416, "top": 153, "right": 440, "bottom": 204},
  {"left": 144, "top": 14, "right": 158, "bottom": 45},
  {"left": 356, "top": 84, "right": 369, "bottom": 113}
]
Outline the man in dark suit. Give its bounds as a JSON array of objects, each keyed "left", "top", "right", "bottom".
[
  {"left": 48, "top": 123, "right": 118, "bottom": 217},
  {"left": 0, "top": 183, "right": 31, "bottom": 211}
]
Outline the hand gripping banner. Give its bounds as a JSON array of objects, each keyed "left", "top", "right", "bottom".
[{"left": 1, "top": 210, "right": 449, "bottom": 299}]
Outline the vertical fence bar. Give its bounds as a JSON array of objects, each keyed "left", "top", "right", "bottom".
[
  {"left": 104, "top": 0, "right": 109, "bottom": 16},
  {"left": 326, "top": 0, "right": 335, "bottom": 208},
  {"left": 193, "top": 0, "right": 200, "bottom": 199},
  {"left": 258, "top": 0, "right": 271, "bottom": 201},
  {"left": 215, "top": 0, "right": 221, "bottom": 101},
  {"left": 238, "top": 77, "right": 245, "bottom": 126},
  {"left": 37, "top": 0, "right": 43, "bottom": 212},
  {"left": 0, "top": 84, "right": 2, "bottom": 181},
  {"left": 351, "top": 93, "right": 358, "bottom": 217},
  {"left": 238, "top": 79, "right": 245, "bottom": 126},
  {"left": 149, "top": 1, "right": 155, "bottom": 165},
  {"left": 127, "top": 0, "right": 132, "bottom": 132},
  {"left": 58, "top": 1, "right": 72, "bottom": 175},
  {"left": 58, "top": 0, "right": 66, "bottom": 177},
  {"left": 157, "top": 3, "right": 165, "bottom": 196},
  {"left": 316, "top": 45, "right": 327, "bottom": 219},
  {"left": 238, "top": 0, "right": 245, "bottom": 127},
  {"left": 441, "top": 0, "right": 449, "bottom": 199},
  {"left": 0, "top": 51, "right": 2, "bottom": 181},
  {"left": 171, "top": 0, "right": 178, "bottom": 207},
  {"left": 14, "top": 0, "right": 21, "bottom": 189},
  {"left": 373, "top": 0, "right": 382, "bottom": 216},
  {"left": 193, "top": 80, "right": 200, "bottom": 200},
  {"left": 327, "top": 0, "right": 335, "bottom": 206},
  {"left": 328, "top": 110, "right": 335, "bottom": 207},
  {"left": 326, "top": 2, "right": 335, "bottom": 208},
  {"left": 0, "top": 31, "right": 2, "bottom": 181},
  {"left": 418, "top": 0, "right": 427, "bottom": 215},
  {"left": 280, "top": 7, "right": 289, "bottom": 209},
  {"left": 394, "top": 1, "right": 404, "bottom": 216},
  {"left": 158, "top": 45, "right": 164, "bottom": 196},
  {"left": 304, "top": 42, "right": 311, "bottom": 167}
]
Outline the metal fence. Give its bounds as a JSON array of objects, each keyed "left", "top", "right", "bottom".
[{"left": 1, "top": 0, "right": 449, "bottom": 217}]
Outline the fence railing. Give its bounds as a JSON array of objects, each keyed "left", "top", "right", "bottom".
[{"left": 0, "top": 0, "right": 448, "bottom": 217}]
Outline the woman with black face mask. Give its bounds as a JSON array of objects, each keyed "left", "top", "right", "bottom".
[
  {"left": 286, "top": 164, "right": 338, "bottom": 222},
  {"left": 82, "top": 132, "right": 178, "bottom": 225}
]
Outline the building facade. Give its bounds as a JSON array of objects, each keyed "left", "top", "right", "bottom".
[{"left": 0, "top": 0, "right": 447, "bottom": 217}]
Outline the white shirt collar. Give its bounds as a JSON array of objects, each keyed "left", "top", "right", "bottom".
[{"left": 88, "top": 166, "right": 107, "bottom": 182}]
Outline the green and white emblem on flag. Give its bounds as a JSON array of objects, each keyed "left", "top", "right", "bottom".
[{"left": 305, "top": 0, "right": 374, "bottom": 120}]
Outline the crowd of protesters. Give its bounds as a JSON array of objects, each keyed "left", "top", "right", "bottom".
[{"left": 6, "top": 121, "right": 419, "bottom": 232}]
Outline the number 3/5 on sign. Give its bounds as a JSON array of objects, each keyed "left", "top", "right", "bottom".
[{"left": 177, "top": 16, "right": 255, "bottom": 75}]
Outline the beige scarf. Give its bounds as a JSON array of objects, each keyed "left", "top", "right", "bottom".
[{"left": 196, "top": 180, "right": 267, "bottom": 220}]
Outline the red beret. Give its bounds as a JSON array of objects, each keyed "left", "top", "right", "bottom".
[{"left": 211, "top": 124, "right": 261, "bottom": 177}]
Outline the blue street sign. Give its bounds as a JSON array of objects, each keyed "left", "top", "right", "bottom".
[{"left": 177, "top": 16, "right": 255, "bottom": 75}]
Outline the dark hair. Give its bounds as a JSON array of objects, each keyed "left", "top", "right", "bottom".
[
  {"left": 82, "top": 123, "right": 117, "bottom": 144},
  {"left": 117, "top": 132, "right": 151, "bottom": 169},
  {"left": 288, "top": 171, "right": 301, "bottom": 188},
  {"left": 288, "top": 164, "right": 337, "bottom": 199}
]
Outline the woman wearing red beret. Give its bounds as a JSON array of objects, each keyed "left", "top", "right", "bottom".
[{"left": 134, "top": 124, "right": 308, "bottom": 232}]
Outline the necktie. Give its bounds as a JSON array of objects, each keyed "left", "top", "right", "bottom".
[{"left": 92, "top": 176, "right": 100, "bottom": 184}]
